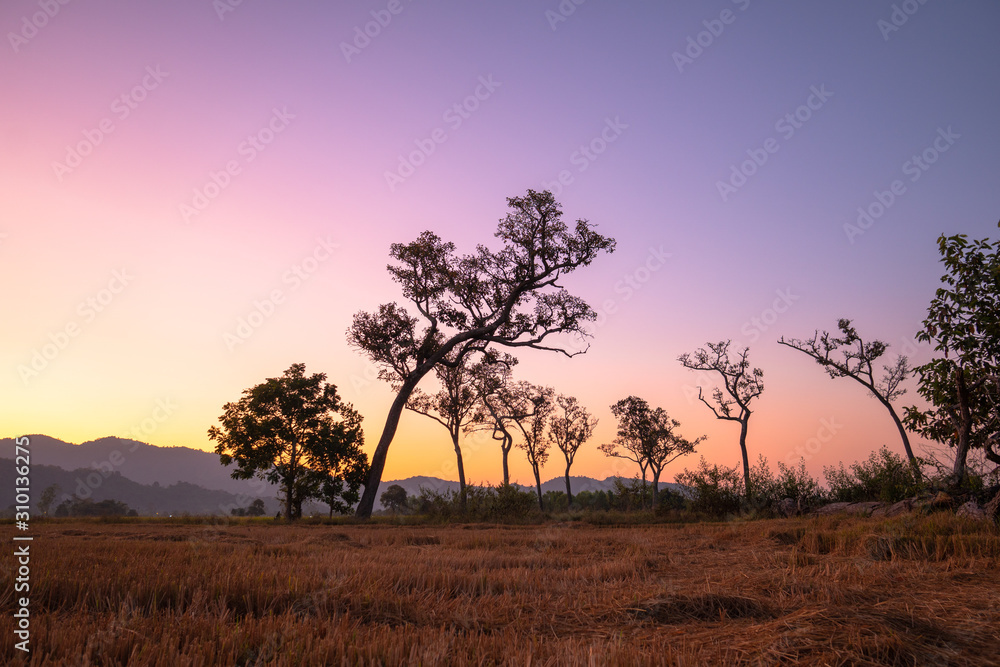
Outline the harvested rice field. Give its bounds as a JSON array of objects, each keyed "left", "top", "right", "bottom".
[{"left": 3, "top": 515, "right": 1000, "bottom": 666}]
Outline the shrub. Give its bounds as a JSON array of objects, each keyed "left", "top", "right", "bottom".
[
  {"left": 675, "top": 457, "right": 744, "bottom": 517},
  {"left": 824, "top": 446, "right": 924, "bottom": 503}
]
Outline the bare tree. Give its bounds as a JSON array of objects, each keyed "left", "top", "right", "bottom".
[
  {"left": 507, "top": 383, "right": 554, "bottom": 509},
  {"left": 548, "top": 394, "right": 597, "bottom": 506},
  {"left": 678, "top": 341, "right": 764, "bottom": 498},
  {"left": 347, "top": 190, "right": 615, "bottom": 518},
  {"left": 778, "top": 318, "right": 918, "bottom": 475},
  {"left": 405, "top": 349, "right": 480, "bottom": 511}
]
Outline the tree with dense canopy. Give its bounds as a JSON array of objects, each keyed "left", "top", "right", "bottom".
[
  {"left": 904, "top": 234, "right": 1000, "bottom": 485},
  {"left": 347, "top": 190, "right": 615, "bottom": 518},
  {"left": 208, "top": 363, "right": 367, "bottom": 521},
  {"left": 380, "top": 484, "right": 408, "bottom": 514},
  {"left": 548, "top": 394, "right": 597, "bottom": 506},
  {"left": 678, "top": 342, "right": 764, "bottom": 498},
  {"left": 778, "top": 319, "right": 917, "bottom": 475}
]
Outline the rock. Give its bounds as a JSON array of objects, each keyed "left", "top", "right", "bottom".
[
  {"left": 871, "top": 499, "right": 916, "bottom": 518},
  {"left": 931, "top": 491, "right": 953, "bottom": 508},
  {"left": 956, "top": 501, "right": 988, "bottom": 521},
  {"left": 777, "top": 498, "right": 797, "bottom": 518},
  {"left": 983, "top": 491, "right": 1000, "bottom": 523},
  {"left": 813, "top": 501, "right": 885, "bottom": 517}
]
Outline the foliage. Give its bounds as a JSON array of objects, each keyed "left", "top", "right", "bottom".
[
  {"left": 675, "top": 457, "right": 745, "bottom": 517},
  {"left": 54, "top": 498, "right": 136, "bottom": 517},
  {"left": 406, "top": 483, "right": 540, "bottom": 523},
  {"left": 230, "top": 499, "right": 266, "bottom": 517},
  {"left": 823, "top": 446, "right": 924, "bottom": 503},
  {"left": 208, "top": 363, "right": 367, "bottom": 521},
  {"left": 548, "top": 393, "right": 597, "bottom": 505},
  {"left": 347, "top": 189, "right": 616, "bottom": 517},
  {"left": 380, "top": 484, "right": 409, "bottom": 514},
  {"left": 38, "top": 484, "right": 61, "bottom": 516},
  {"left": 905, "top": 234, "right": 1000, "bottom": 483}
]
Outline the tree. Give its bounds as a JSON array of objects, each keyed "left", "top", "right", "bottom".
[
  {"left": 600, "top": 396, "right": 654, "bottom": 506},
  {"left": 643, "top": 408, "right": 703, "bottom": 510},
  {"left": 678, "top": 341, "right": 764, "bottom": 498},
  {"left": 380, "top": 484, "right": 408, "bottom": 514},
  {"left": 548, "top": 394, "right": 597, "bottom": 506},
  {"left": 507, "top": 383, "right": 555, "bottom": 509},
  {"left": 38, "top": 484, "right": 61, "bottom": 516},
  {"left": 405, "top": 349, "right": 480, "bottom": 511},
  {"left": 347, "top": 190, "right": 615, "bottom": 518},
  {"left": 778, "top": 318, "right": 918, "bottom": 475},
  {"left": 469, "top": 356, "right": 541, "bottom": 487},
  {"left": 904, "top": 234, "right": 1000, "bottom": 484},
  {"left": 600, "top": 396, "right": 702, "bottom": 509},
  {"left": 247, "top": 499, "right": 266, "bottom": 517},
  {"left": 208, "top": 363, "right": 367, "bottom": 521}
]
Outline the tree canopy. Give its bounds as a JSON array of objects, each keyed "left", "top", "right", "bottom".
[
  {"left": 347, "top": 190, "right": 615, "bottom": 517},
  {"left": 208, "top": 363, "right": 367, "bottom": 520}
]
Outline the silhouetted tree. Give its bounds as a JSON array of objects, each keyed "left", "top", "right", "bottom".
[
  {"left": 548, "top": 394, "right": 597, "bottom": 507},
  {"left": 347, "top": 190, "right": 615, "bottom": 518},
  {"left": 38, "top": 484, "right": 61, "bottom": 516},
  {"left": 508, "top": 383, "right": 554, "bottom": 509},
  {"left": 208, "top": 363, "right": 367, "bottom": 521},
  {"left": 405, "top": 349, "right": 480, "bottom": 511},
  {"left": 779, "top": 318, "right": 917, "bottom": 475},
  {"left": 380, "top": 484, "right": 408, "bottom": 514},
  {"left": 679, "top": 342, "right": 764, "bottom": 498},
  {"left": 905, "top": 235, "right": 1000, "bottom": 484},
  {"left": 644, "top": 409, "right": 704, "bottom": 510}
]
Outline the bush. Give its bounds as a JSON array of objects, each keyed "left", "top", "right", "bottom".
[
  {"left": 824, "top": 446, "right": 923, "bottom": 503},
  {"left": 675, "top": 457, "right": 744, "bottom": 517},
  {"left": 406, "top": 484, "right": 539, "bottom": 523}
]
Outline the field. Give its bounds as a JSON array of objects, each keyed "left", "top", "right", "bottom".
[{"left": 3, "top": 515, "right": 1000, "bottom": 666}]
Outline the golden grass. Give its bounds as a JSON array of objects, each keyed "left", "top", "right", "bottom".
[{"left": 2, "top": 515, "right": 999, "bottom": 665}]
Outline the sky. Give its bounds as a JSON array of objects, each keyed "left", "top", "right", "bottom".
[{"left": 2, "top": 1, "right": 998, "bottom": 489}]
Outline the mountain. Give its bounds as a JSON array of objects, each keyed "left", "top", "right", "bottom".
[
  {"left": 1, "top": 459, "right": 281, "bottom": 516},
  {"left": 3, "top": 435, "right": 685, "bottom": 513}
]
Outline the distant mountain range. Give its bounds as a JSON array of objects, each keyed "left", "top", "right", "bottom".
[{"left": 1, "top": 435, "right": 681, "bottom": 516}]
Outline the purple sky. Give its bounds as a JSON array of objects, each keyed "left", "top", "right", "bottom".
[{"left": 2, "top": 1, "right": 998, "bottom": 485}]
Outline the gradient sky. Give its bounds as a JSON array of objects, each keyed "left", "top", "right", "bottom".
[{"left": 3, "top": 1, "right": 998, "bottom": 488}]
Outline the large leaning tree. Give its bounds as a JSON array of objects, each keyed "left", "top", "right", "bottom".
[
  {"left": 904, "top": 234, "right": 1000, "bottom": 485},
  {"left": 405, "top": 349, "right": 480, "bottom": 511},
  {"left": 208, "top": 363, "right": 367, "bottom": 521},
  {"left": 778, "top": 319, "right": 918, "bottom": 476},
  {"left": 347, "top": 190, "right": 616, "bottom": 518},
  {"left": 548, "top": 393, "right": 598, "bottom": 506},
  {"left": 678, "top": 341, "right": 764, "bottom": 498}
]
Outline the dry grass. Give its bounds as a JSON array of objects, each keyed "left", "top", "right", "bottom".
[{"left": 2, "top": 515, "right": 999, "bottom": 665}]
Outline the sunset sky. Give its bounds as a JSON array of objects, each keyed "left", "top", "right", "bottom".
[{"left": 3, "top": 1, "right": 998, "bottom": 488}]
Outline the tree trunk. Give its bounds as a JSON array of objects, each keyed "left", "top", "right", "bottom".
[
  {"left": 501, "top": 437, "right": 511, "bottom": 487},
  {"left": 564, "top": 463, "right": 573, "bottom": 507},
  {"left": 533, "top": 465, "right": 543, "bottom": 511},
  {"left": 284, "top": 478, "right": 293, "bottom": 522},
  {"left": 452, "top": 430, "right": 467, "bottom": 512},
  {"left": 952, "top": 366, "right": 973, "bottom": 486},
  {"left": 739, "top": 417, "right": 751, "bottom": 499},
  {"left": 651, "top": 468, "right": 661, "bottom": 510},
  {"left": 356, "top": 375, "right": 422, "bottom": 518},
  {"left": 879, "top": 395, "right": 921, "bottom": 479},
  {"left": 640, "top": 465, "right": 648, "bottom": 510}
]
